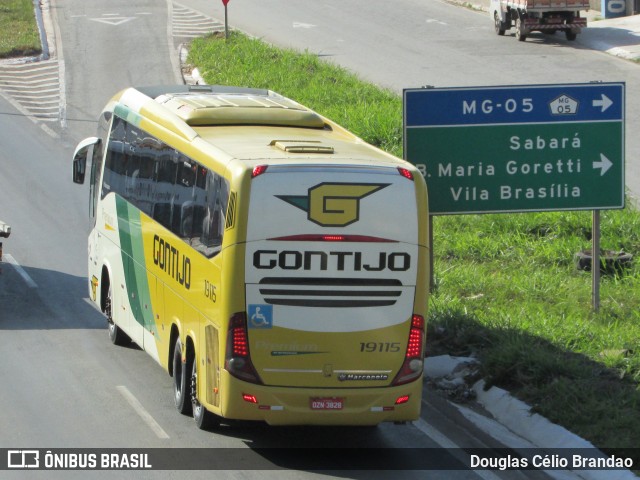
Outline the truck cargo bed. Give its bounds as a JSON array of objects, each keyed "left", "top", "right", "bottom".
[{"left": 502, "top": 0, "right": 590, "bottom": 10}]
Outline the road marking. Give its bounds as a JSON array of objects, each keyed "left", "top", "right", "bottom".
[
  {"left": 0, "top": 60, "right": 62, "bottom": 124},
  {"left": 414, "top": 418, "right": 502, "bottom": 480},
  {"left": 293, "top": 22, "right": 317, "bottom": 29},
  {"left": 45, "top": 0, "right": 66, "bottom": 132},
  {"left": 166, "top": 0, "right": 182, "bottom": 84},
  {"left": 172, "top": 2, "right": 223, "bottom": 39},
  {"left": 90, "top": 16, "right": 137, "bottom": 26},
  {"left": 3, "top": 254, "right": 38, "bottom": 288},
  {"left": 117, "top": 386, "right": 170, "bottom": 439}
]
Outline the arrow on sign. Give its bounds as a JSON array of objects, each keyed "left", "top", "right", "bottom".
[
  {"left": 593, "top": 153, "right": 613, "bottom": 176},
  {"left": 592, "top": 94, "right": 613, "bottom": 113}
]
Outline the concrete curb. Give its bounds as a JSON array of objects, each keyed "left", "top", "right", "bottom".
[
  {"left": 425, "top": 355, "right": 638, "bottom": 479},
  {"left": 33, "top": 0, "right": 50, "bottom": 61}
]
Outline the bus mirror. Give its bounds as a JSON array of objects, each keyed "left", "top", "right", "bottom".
[
  {"left": 72, "top": 155, "right": 86, "bottom": 184},
  {"left": 72, "top": 137, "right": 100, "bottom": 184}
]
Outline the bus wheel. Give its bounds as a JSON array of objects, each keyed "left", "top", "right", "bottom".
[
  {"left": 191, "top": 360, "right": 220, "bottom": 430},
  {"left": 173, "top": 338, "right": 192, "bottom": 415},
  {"left": 106, "top": 284, "right": 130, "bottom": 346}
]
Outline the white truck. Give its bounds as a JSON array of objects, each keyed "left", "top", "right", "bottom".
[{"left": 490, "top": 0, "right": 589, "bottom": 41}]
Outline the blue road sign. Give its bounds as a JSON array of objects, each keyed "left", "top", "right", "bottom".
[
  {"left": 404, "top": 83, "right": 624, "bottom": 127},
  {"left": 403, "top": 83, "right": 625, "bottom": 214}
]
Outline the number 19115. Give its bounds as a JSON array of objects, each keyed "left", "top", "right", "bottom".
[{"left": 360, "top": 342, "right": 401, "bottom": 353}]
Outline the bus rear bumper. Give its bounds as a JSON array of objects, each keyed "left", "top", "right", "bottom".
[{"left": 217, "top": 372, "right": 423, "bottom": 426}]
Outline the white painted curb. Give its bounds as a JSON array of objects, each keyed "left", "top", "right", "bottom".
[
  {"left": 473, "top": 381, "right": 638, "bottom": 480},
  {"left": 424, "top": 356, "right": 637, "bottom": 479}
]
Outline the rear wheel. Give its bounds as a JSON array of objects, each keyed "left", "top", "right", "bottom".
[
  {"left": 515, "top": 18, "right": 527, "bottom": 41},
  {"left": 565, "top": 30, "right": 577, "bottom": 41},
  {"left": 173, "top": 338, "right": 192, "bottom": 415},
  {"left": 494, "top": 12, "right": 506, "bottom": 36},
  {"left": 106, "top": 283, "right": 130, "bottom": 346},
  {"left": 191, "top": 359, "right": 220, "bottom": 430}
]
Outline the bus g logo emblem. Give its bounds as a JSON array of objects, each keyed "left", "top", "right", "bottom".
[{"left": 277, "top": 183, "right": 389, "bottom": 227}]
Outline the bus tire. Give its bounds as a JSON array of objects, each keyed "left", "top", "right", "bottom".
[
  {"left": 494, "top": 12, "right": 506, "bottom": 36},
  {"left": 173, "top": 337, "right": 192, "bottom": 415},
  {"left": 192, "top": 359, "right": 220, "bottom": 430},
  {"left": 515, "top": 18, "right": 527, "bottom": 41},
  {"left": 106, "top": 283, "right": 130, "bottom": 346}
]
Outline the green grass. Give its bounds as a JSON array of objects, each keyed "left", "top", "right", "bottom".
[
  {"left": 0, "top": 0, "right": 41, "bottom": 59},
  {"left": 188, "top": 31, "right": 640, "bottom": 459},
  {"left": 429, "top": 210, "right": 640, "bottom": 458}
]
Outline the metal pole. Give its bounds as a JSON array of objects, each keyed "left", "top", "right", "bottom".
[
  {"left": 429, "top": 215, "right": 434, "bottom": 292},
  {"left": 592, "top": 210, "right": 601, "bottom": 312},
  {"left": 224, "top": 5, "right": 229, "bottom": 39}
]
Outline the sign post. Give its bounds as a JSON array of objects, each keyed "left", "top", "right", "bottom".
[
  {"left": 222, "top": 0, "right": 230, "bottom": 39},
  {"left": 403, "top": 82, "right": 625, "bottom": 307},
  {"left": 592, "top": 210, "right": 601, "bottom": 312}
]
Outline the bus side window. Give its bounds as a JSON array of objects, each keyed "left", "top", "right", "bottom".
[
  {"left": 173, "top": 155, "right": 197, "bottom": 238},
  {"left": 100, "top": 116, "right": 227, "bottom": 258},
  {"left": 90, "top": 112, "right": 109, "bottom": 218},
  {"left": 152, "top": 148, "right": 177, "bottom": 231},
  {"left": 199, "top": 172, "right": 228, "bottom": 256},
  {"left": 190, "top": 166, "right": 208, "bottom": 239},
  {"left": 102, "top": 116, "right": 127, "bottom": 199}
]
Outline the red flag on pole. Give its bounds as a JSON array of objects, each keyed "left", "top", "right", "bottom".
[{"left": 222, "top": 0, "right": 229, "bottom": 5}]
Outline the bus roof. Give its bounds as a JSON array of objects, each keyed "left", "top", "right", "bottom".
[
  {"left": 194, "top": 125, "right": 398, "bottom": 165},
  {"left": 114, "top": 85, "right": 405, "bottom": 168},
  {"left": 133, "top": 85, "right": 325, "bottom": 129}
]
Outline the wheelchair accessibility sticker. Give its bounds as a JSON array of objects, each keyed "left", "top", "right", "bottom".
[{"left": 248, "top": 304, "right": 273, "bottom": 329}]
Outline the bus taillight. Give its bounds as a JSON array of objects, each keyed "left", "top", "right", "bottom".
[
  {"left": 391, "top": 314, "right": 425, "bottom": 386},
  {"left": 225, "top": 312, "right": 263, "bottom": 385},
  {"left": 242, "top": 393, "right": 258, "bottom": 404},
  {"left": 252, "top": 165, "right": 268, "bottom": 178},
  {"left": 397, "top": 167, "right": 414, "bottom": 181}
]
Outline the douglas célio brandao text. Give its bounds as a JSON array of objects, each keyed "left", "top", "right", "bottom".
[{"left": 470, "top": 453, "right": 634, "bottom": 471}]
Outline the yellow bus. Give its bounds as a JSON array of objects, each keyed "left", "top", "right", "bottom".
[{"left": 72, "top": 85, "right": 429, "bottom": 428}]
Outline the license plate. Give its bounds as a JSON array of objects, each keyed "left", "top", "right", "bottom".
[{"left": 310, "top": 397, "right": 344, "bottom": 410}]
